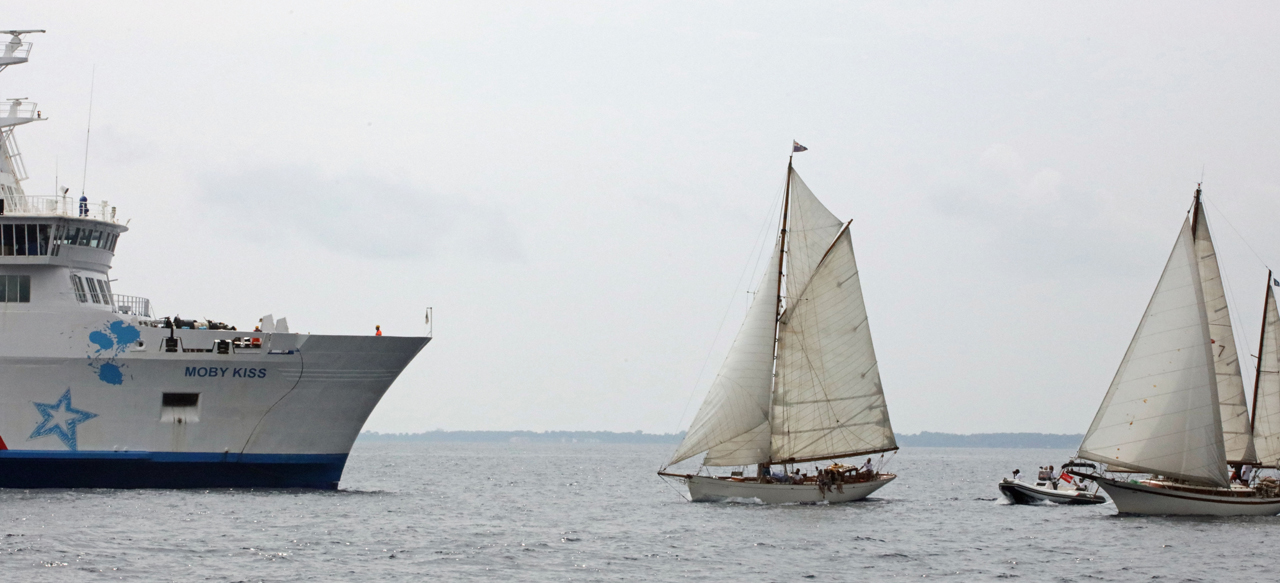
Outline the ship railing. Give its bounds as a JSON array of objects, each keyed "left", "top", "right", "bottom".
[
  {"left": 0, "top": 195, "right": 117, "bottom": 222},
  {"left": 2, "top": 41, "right": 33, "bottom": 60},
  {"left": 114, "top": 295, "right": 154, "bottom": 319},
  {"left": 3, "top": 99, "right": 37, "bottom": 118},
  {"left": 0, "top": 100, "right": 42, "bottom": 129}
]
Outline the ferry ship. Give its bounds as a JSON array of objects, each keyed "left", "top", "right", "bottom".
[{"left": 0, "top": 30, "right": 430, "bottom": 489}]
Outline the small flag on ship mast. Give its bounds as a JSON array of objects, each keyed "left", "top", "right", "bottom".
[{"left": 792, "top": 141, "right": 808, "bottom": 153}]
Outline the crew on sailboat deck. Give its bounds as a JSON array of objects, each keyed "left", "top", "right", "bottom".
[{"left": 1230, "top": 464, "right": 1255, "bottom": 485}]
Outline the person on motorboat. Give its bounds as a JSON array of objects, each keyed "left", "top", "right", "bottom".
[{"left": 1010, "top": 468, "right": 1021, "bottom": 481}]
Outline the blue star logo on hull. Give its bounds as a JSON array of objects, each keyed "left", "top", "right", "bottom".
[{"left": 30, "top": 389, "right": 98, "bottom": 451}]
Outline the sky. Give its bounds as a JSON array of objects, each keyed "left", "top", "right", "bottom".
[{"left": 4, "top": 2, "right": 1280, "bottom": 435}]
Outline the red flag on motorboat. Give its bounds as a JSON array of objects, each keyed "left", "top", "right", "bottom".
[{"left": 1060, "top": 471, "right": 1073, "bottom": 484}]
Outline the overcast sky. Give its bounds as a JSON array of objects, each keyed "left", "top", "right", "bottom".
[{"left": 5, "top": 2, "right": 1280, "bottom": 435}]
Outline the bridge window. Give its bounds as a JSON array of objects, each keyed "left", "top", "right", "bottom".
[
  {"left": 0, "top": 224, "right": 52, "bottom": 256},
  {"left": 70, "top": 274, "right": 87, "bottom": 303},
  {"left": 96, "top": 279, "right": 113, "bottom": 305},
  {"left": 0, "top": 275, "right": 31, "bottom": 303},
  {"left": 85, "top": 278, "right": 102, "bottom": 304}
]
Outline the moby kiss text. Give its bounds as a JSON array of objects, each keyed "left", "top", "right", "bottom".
[{"left": 184, "top": 367, "right": 268, "bottom": 379}]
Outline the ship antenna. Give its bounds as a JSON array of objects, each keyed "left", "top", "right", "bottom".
[{"left": 80, "top": 65, "right": 95, "bottom": 196}]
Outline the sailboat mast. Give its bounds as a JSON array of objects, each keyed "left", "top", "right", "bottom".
[
  {"left": 775, "top": 157, "right": 792, "bottom": 327},
  {"left": 763, "top": 155, "right": 794, "bottom": 467},
  {"left": 1190, "top": 183, "right": 1202, "bottom": 236},
  {"left": 1252, "top": 269, "right": 1273, "bottom": 435}
]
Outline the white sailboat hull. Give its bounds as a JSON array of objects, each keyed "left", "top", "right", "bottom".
[
  {"left": 1094, "top": 476, "right": 1280, "bottom": 516},
  {"left": 678, "top": 473, "right": 894, "bottom": 504}
]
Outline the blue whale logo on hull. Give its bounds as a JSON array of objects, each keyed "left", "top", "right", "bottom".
[{"left": 87, "top": 321, "right": 140, "bottom": 385}]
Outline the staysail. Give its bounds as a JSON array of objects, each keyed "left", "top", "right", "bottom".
[
  {"left": 1192, "top": 200, "right": 1257, "bottom": 463},
  {"left": 1078, "top": 218, "right": 1230, "bottom": 487},
  {"left": 668, "top": 240, "right": 781, "bottom": 467},
  {"left": 1251, "top": 275, "right": 1280, "bottom": 467},
  {"left": 772, "top": 224, "right": 896, "bottom": 462}
]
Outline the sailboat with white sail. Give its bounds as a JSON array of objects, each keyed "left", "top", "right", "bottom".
[
  {"left": 658, "top": 146, "right": 898, "bottom": 504},
  {"left": 1070, "top": 187, "right": 1280, "bottom": 515}
]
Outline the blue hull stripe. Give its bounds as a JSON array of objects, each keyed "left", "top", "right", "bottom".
[{"left": 0, "top": 451, "right": 348, "bottom": 489}]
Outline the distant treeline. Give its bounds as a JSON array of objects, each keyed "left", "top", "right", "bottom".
[
  {"left": 895, "top": 432, "right": 1083, "bottom": 449},
  {"left": 358, "top": 430, "right": 1082, "bottom": 448},
  {"left": 358, "top": 430, "right": 686, "bottom": 444}
]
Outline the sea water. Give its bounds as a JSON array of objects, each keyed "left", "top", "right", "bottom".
[{"left": 1, "top": 442, "right": 1276, "bottom": 581}]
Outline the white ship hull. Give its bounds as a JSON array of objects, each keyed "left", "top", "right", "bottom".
[
  {"left": 1093, "top": 476, "right": 1280, "bottom": 516},
  {"left": 674, "top": 473, "right": 894, "bottom": 504},
  {"left": 0, "top": 311, "right": 427, "bottom": 489}
]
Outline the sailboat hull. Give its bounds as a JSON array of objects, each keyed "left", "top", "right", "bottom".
[
  {"left": 1093, "top": 476, "right": 1280, "bottom": 516},
  {"left": 679, "top": 474, "right": 894, "bottom": 504}
]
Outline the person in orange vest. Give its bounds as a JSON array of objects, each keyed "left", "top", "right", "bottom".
[{"left": 375, "top": 325, "right": 382, "bottom": 337}]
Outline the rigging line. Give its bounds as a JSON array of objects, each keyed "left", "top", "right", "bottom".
[
  {"left": 80, "top": 65, "right": 95, "bottom": 196},
  {"left": 657, "top": 474, "right": 692, "bottom": 502},
  {"left": 1204, "top": 198, "right": 1272, "bottom": 272},
  {"left": 669, "top": 174, "right": 788, "bottom": 436}
]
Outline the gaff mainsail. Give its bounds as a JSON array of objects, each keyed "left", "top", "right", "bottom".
[{"left": 668, "top": 161, "right": 897, "bottom": 468}]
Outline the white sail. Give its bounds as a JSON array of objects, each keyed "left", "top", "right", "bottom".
[
  {"left": 703, "top": 422, "right": 770, "bottom": 466},
  {"left": 783, "top": 171, "right": 845, "bottom": 302},
  {"left": 1193, "top": 203, "right": 1257, "bottom": 463},
  {"left": 771, "top": 225, "right": 896, "bottom": 462},
  {"left": 1252, "top": 281, "right": 1280, "bottom": 467},
  {"left": 1078, "top": 219, "right": 1229, "bottom": 487},
  {"left": 668, "top": 240, "right": 781, "bottom": 467}
]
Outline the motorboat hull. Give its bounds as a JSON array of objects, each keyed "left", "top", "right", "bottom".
[
  {"left": 673, "top": 473, "right": 894, "bottom": 504},
  {"left": 1092, "top": 475, "right": 1280, "bottom": 516},
  {"left": 998, "top": 478, "right": 1106, "bottom": 505}
]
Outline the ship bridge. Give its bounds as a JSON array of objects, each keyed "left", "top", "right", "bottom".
[
  {"left": 0, "top": 29, "right": 148, "bottom": 320},
  {"left": 0, "top": 194, "right": 140, "bottom": 316}
]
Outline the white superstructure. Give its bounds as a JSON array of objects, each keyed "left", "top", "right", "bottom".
[{"left": 0, "top": 30, "right": 430, "bottom": 489}]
